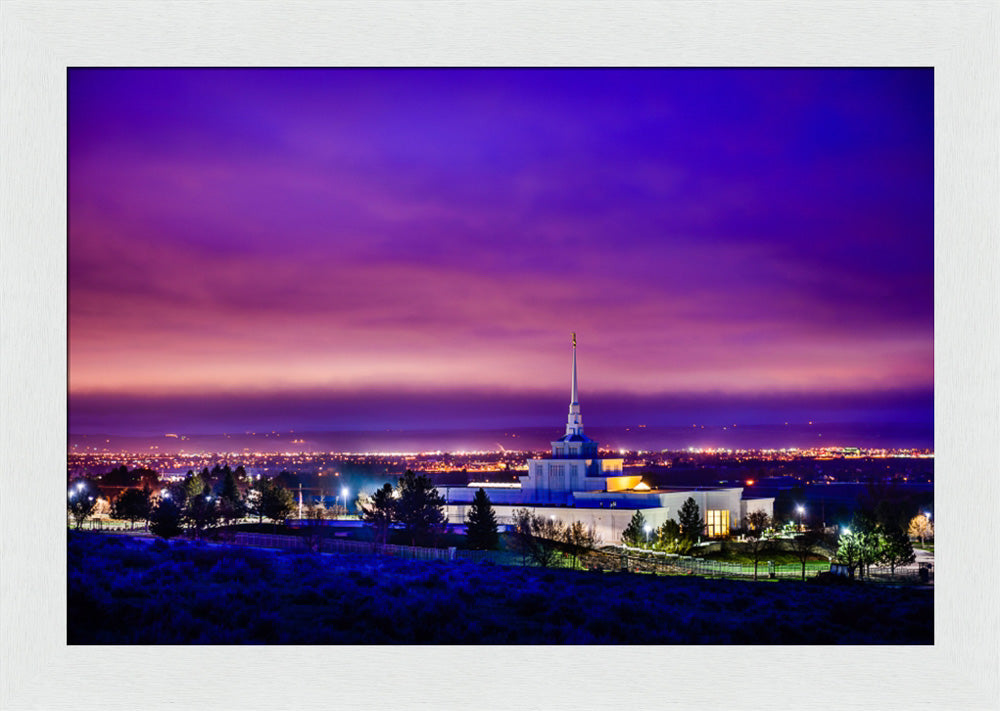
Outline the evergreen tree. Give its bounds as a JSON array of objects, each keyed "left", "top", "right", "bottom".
[
  {"left": 246, "top": 478, "right": 267, "bottom": 523},
  {"left": 621, "top": 510, "right": 647, "bottom": 546},
  {"left": 261, "top": 482, "right": 295, "bottom": 531},
  {"left": 149, "top": 498, "right": 183, "bottom": 540},
  {"left": 183, "top": 471, "right": 206, "bottom": 502},
  {"left": 218, "top": 468, "right": 241, "bottom": 501},
  {"left": 881, "top": 524, "right": 916, "bottom": 574},
  {"left": 216, "top": 469, "right": 245, "bottom": 526},
  {"left": 656, "top": 518, "right": 683, "bottom": 553},
  {"left": 678, "top": 497, "right": 704, "bottom": 541},
  {"left": 395, "top": 470, "right": 446, "bottom": 547},
  {"left": 360, "top": 482, "right": 396, "bottom": 546},
  {"left": 163, "top": 482, "right": 187, "bottom": 508},
  {"left": 112, "top": 487, "right": 151, "bottom": 530},
  {"left": 185, "top": 485, "right": 219, "bottom": 538},
  {"left": 465, "top": 488, "right": 499, "bottom": 550}
]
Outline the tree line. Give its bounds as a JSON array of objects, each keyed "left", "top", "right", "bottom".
[
  {"left": 355, "top": 471, "right": 605, "bottom": 567},
  {"left": 615, "top": 495, "right": 928, "bottom": 581},
  {"left": 67, "top": 466, "right": 298, "bottom": 539},
  {"left": 356, "top": 470, "right": 504, "bottom": 551}
]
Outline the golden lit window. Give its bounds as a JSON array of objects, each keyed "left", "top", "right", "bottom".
[{"left": 706, "top": 509, "right": 730, "bottom": 538}]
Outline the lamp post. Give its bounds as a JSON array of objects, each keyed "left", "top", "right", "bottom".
[
  {"left": 644, "top": 523, "right": 652, "bottom": 547},
  {"left": 341, "top": 487, "right": 349, "bottom": 517},
  {"left": 796, "top": 505, "right": 805, "bottom": 532}
]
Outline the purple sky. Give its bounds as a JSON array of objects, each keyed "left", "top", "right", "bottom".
[{"left": 69, "top": 69, "right": 933, "bottom": 437}]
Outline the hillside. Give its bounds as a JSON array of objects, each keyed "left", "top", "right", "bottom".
[{"left": 68, "top": 533, "right": 932, "bottom": 644}]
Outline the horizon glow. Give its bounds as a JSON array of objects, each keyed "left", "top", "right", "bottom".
[{"left": 69, "top": 68, "right": 933, "bottom": 436}]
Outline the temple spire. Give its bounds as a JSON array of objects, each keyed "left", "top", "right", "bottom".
[
  {"left": 571, "top": 332, "right": 578, "bottom": 405},
  {"left": 566, "top": 332, "right": 583, "bottom": 436}
]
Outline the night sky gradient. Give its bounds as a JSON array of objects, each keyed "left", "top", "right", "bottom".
[{"left": 69, "top": 69, "right": 933, "bottom": 438}]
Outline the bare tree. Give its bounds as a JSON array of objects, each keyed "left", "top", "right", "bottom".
[
  {"left": 563, "top": 520, "right": 600, "bottom": 569},
  {"left": 510, "top": 509, "right": 564, "bottom": 567},
  {"left": 302, "top": 504, "right": 326, "bottom": 553},
  {"left": 67, "top": 479, "right": 100, "bottom": 529},
  {"left": 791, "top": 530, "right": 821, "bottom": 581},
  {"left": 744, "top": 510, "right": 771, "bottom": 581}
]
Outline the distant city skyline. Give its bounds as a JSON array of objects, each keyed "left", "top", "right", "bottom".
[{"left": 69, "top": 68, "right": 933, "bottom": 437}]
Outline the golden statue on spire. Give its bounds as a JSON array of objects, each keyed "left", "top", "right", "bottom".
[{"left": 572, "top": 332, "right": 576, "bottom": 348}]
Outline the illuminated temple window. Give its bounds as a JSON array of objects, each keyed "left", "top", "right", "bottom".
[{"left": 706, "top": 509, "right": 730, "bottom": 538}]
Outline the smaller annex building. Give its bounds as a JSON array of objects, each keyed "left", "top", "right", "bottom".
[{"left": 438, "top": 335, "right": 773, "bottom": 545}]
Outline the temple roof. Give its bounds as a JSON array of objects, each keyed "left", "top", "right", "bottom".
[{"left": 556, "top": 433, "right": 595, "bottom": 443}]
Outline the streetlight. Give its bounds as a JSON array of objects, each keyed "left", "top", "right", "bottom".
[
  {"left": 796, "top": 505, "right": 805, "bottom": 532},
  {"left": 341, "top": 487, "right": 349, "bottom": 516},
  {"left": 643, "top": 524, "right": 652, "bottom": 546}
]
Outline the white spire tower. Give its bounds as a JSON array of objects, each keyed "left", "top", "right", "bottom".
[{"left": 566, "top": 332, "right": 584, "bottom": 436}]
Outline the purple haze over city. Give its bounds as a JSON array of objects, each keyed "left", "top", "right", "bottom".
[{"left": 69, "top": 68, "right": 933, "bottom": 443}]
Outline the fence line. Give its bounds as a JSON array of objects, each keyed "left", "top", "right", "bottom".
[
  {"left": 226, "top": 533, "right": 931, "bottom": 583},
  {"left": 232, "top": 532, "right": 462, "bottom": 561},
  {"left": 615, "top": 544, "right": 931, "bottom": 583}
]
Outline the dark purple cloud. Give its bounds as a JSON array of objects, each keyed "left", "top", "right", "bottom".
[
  {"left": 69, "top": 69, "right": 933, "bottom": 435},
  {"left": 69, "top": 385, "right": 934, "bottom": 436}
]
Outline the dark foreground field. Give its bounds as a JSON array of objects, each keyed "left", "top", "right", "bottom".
[{"left": 68, "top": 533, "right": 932, "bottom": 644}]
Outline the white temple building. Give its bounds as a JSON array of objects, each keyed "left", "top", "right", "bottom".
[{"left": 439, "top": 335, "right": 774, "bottom": 544}]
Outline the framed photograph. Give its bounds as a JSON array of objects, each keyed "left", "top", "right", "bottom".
[{"left": 2, "top": 2, "right": 997, "bottom": 709}]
